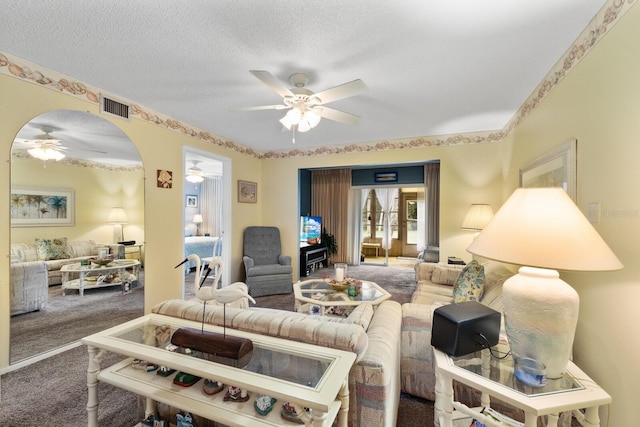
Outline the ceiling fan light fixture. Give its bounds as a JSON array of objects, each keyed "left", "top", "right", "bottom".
[
  {"left": 305, "top": 109, "right": 321, "bottom": 128},
  {"left": 28, "top": 145, "right": 65, "bottom": 161},
  {"left": 186, "top": 165, "right": 205, "bottom": 183}
]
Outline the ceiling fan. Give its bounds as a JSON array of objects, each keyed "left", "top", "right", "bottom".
[
  {"left": 15, "top": 125, "right": 107, "bottom": 164},
  {"left": 236, "top": 70, "right": 368, "bottom": 137},
  {"left": 186, "top": 160, "right": 205, "bottom": 183}
]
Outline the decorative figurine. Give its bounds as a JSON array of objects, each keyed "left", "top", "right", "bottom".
[
  {"left": 223, "top": 385, "right": 250, "bottom": 402},
  {"left": 254, "top": 395, "right": 277, "bottom": 416}
]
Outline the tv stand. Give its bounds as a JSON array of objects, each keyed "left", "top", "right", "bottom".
[{"left": 300, "top": 245, "right": 329, "bottom": 277}]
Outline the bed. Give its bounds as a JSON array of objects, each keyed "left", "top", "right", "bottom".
[{"left": 184, "top": 236, "right": 219, "bottom": 273}]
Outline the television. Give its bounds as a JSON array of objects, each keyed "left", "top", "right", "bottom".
[{"left": 300, "top": 215, "right": 322, "bottom": 247}]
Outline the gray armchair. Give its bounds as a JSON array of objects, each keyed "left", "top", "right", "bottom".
[{"left": 242, "top": 226, "right": 293, "bottom": 297}]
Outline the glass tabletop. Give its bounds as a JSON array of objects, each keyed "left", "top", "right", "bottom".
[
  {"left": 451, "top": 350, "right": 584, "bottom": 397},
  {"left": 298, "top": 279, "right": 386, "bottom": 302},
  {"left": 112, "top": 318, "right": 331, "bottom": 389}
]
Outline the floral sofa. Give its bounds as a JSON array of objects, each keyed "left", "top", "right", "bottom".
[
  {"left": 152, "top": 296, "right": 402, "bottom": 427},
  {"left": 10, "top": 238, "right": 125, "bottom": 286}
]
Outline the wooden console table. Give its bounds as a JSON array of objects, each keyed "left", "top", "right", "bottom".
[{"left": 82, "top": 314, "right": 355, "bottom": 427}]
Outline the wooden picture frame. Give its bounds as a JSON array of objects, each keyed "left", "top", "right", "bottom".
[
  {"left": 186, "top": 194, "right": 198, "bottom": 208},
  {"left": 238, "top": 180, "right": 257, "bottom": 203},
  {"left": 10, "top": 186, "right": 75, "bottom": 227},
  {"left": 520, "top": 139, "right": 577, "bottom": 201}
]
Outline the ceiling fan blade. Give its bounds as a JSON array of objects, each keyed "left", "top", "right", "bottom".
[
  {"left": 249, "top": 70, "right": 294, "bottom": 98},
  {"left": 314, "top": 106, "right": 360, "bottom": 126},
  {"left": 311, "top": 79, "right": 368, "bottom": 105},
  {"left": 232, "top": 104, "right": 290, "bottom": 112}
]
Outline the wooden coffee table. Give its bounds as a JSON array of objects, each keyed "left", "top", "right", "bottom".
[
  {"left": 60, "top": 259, "right": 140, "bottom": 296},
  {"left": 293, "top": 279, "right": 391, "bottom": 316}
]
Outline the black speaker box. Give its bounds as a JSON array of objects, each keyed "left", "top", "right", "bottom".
[{"left": 431, "top": 301, "right": 500, "bottom": 357}]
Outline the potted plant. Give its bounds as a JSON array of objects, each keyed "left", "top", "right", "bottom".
[{"left": 321, "top": 227, "right": 338, "bottom": 259}]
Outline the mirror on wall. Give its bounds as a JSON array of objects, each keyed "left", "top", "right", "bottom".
[
  {"left": 182, "top": 150, "right": 226, "bottom": 298},
  {"left": 9, "top": 110, "right": 144, "bottom": 364}
]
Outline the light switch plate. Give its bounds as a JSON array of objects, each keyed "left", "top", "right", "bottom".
[{"left": 587, "top": 203, "right": 600, "bottom": 223}]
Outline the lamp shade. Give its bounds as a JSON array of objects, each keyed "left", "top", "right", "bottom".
[
  {"left": 107, "top": 207, "right": 129, "bottom": 224},
  {"left": 467, "top": 188, "right": 622, "bottom": 271},
  {"left": 193, "top": 214, "right": 203, "bottom": 224},
  {"left": 461, "top": 204, "right": 494, "bottom": 231}
]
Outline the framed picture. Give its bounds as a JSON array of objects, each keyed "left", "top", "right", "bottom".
[
  {"left": 238, "top": 180, "right": 257, "bottom": 203},
  {"left": 520, "top": 139, "right": 577, "bottom": 201},
  {"left": 10, "top": 186, "right": 75, "bottom": 227},
  {"left": 375, "top": 171, "right": 398, "bottom": 183},
  {"left": 186, "top": 194, "right": 198, "bottom": 208}
]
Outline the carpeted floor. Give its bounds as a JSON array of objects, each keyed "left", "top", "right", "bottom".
[{"left": 1, "top": 263, "right": 434, "bottom": 426}]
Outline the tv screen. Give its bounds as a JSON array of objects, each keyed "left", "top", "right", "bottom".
[{"left": 300, "top": 216, "right": 322, "bottom": 246}]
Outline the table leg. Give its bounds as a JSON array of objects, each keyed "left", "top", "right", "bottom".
[
  {"left": 62, "top": 271, "right": 69, "bottom": 296},
  {"left": 79, "top": 272, "right": 86, "bottom": 296},
  {"left": 145, "top": 397, "right": 157, "bottom": 418},
  {"left": 434, "top": 369, "right": 453, "bottom": 427},
  {"left": 336, "top": 379, "right": 349, "bottom": 427},
  {"left": 582, "top": 406, "right": 601, "bottom": 427},
  {"left": 524, "top": 413, "right": 538, "bottom": 427},
  {"left": 87, "top": 346, "right": 106, "bottom": 427}
]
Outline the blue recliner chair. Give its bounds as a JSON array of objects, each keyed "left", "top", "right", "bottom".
[{"left": 242, "top": 226, "right": 293, "bottom": 297}]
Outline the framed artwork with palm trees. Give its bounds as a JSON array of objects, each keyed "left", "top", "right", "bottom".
[{"left": 10, "top": 186, "right": 75, "bottom": 227}]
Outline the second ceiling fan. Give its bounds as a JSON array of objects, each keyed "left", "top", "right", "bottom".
[{"left": 237, "top": 70, "right": 368, "bottom": 134}]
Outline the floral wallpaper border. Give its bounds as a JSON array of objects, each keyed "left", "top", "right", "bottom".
[{"left": 0, "top": 0, "right": 635, "bottom": 160}]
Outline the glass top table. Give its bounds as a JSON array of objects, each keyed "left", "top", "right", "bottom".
[
  {"left": 433, "top": 348, "right": 611, "bottom": 427},
  {"left": 82, "top": 313, "right": 356, "bottom": 427},
  {"left": 293, "top": 279, "right": 391, "bottom": 315}
]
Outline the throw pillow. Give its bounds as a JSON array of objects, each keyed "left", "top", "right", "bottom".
[
  {"left": 35, "top": 237, "right": 71, "bottom": 261},
  {"left": 453, "top": 260, "right": 485, "bottom": 302}
]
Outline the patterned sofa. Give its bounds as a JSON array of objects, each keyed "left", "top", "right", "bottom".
[
  {"left": 152, "top": 297, "right": 402, "bottom": 427},
  {"left": 10, "top": 238, "right": 125, "bottom": 286},
  {"left": 400, "top": 261, "right": 513, "bottom": 401}
]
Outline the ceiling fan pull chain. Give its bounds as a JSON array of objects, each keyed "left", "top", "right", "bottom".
[{"left": 292, "top": 125, "right": 296, "bottom": 144}]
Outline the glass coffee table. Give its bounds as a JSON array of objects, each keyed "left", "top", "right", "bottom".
[
  {"left": 82, "top": 313, "right": 355, "bottom": 427},
  {"left": 433, "top": 348, "right": 611, "bottom": 427},
  {"left": 293, "top": 279, "right": 391, "bottom": 316}
]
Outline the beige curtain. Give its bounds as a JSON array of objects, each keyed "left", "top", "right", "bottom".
[
  {"left": 425, "top": 162, "right": 440, "bottom": 246},
  {"left": 311, "top": 169, "right": 351, "bottom": 264}
]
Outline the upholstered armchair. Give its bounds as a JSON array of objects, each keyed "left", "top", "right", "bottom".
[{"left": 242, "top": 226, "right": 293, "bottom": 297}]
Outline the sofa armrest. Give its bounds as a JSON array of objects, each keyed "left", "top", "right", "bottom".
[
  {"left": 278, "top": 254, "right": 292, "bottom": 265},
  {"left": 414, "top": 261, "right": 438, "bottom": 282},
  {"left": 349, "top": 301, "right": 402, "bottom": 427},
  {"left": 400, "top": 302, "right": 439, "bottom": 400},
  {"left": 10, "top": 261, "right": 49, "bottom": 316}
]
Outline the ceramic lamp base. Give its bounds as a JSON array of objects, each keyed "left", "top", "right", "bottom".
[{"left": 503, "top": 266, "right": 579, "bottom": 379}]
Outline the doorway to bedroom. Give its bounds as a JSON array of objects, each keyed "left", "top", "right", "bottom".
[{"left": 183, "top": 149, "right": 231, "bottom": 297}]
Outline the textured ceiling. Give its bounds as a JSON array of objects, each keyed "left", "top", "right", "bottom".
[{"left": 3, "top": 1, "right": 608, "bottom": 155}]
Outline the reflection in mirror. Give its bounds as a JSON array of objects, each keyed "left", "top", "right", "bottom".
[
  {"left": 10, "top": 110, "right": 144, "bottom": 364},
  {"left": 183, "top": 150, "right": 226, "bottom": 298}
]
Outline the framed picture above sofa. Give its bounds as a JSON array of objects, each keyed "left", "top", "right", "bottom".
[
  {"left": 10, "top": 186, "right": 75, "bottom": 227},
  {"left": 519, "top": 139, "right": 577, "bottom": 202}
]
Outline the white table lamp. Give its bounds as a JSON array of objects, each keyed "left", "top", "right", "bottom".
[
  {"left": 461, "top": 204, "right": 494, "bottom": 231},
  {"left": 107, "top": 207, "right": 129, "bottom": 243},
  {"left": 193, "top": 214, "right": 203, "bottom": 236},
  {"left": 467, "top": 188, "right": 622, "bottom": 378}
]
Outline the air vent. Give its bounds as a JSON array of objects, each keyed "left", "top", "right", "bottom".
[{"left": 100, "top": 95, "right": 130, "bottom": 120}]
